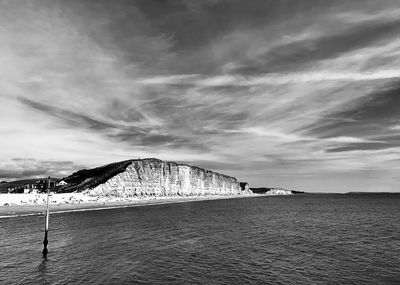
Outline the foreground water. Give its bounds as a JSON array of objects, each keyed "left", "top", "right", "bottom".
[{"left": 1, "top": 194, "right": 399, "bottom": 284}]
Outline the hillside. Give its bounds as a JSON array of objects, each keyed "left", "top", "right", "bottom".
[{"left": 59, "top": 159, "right": 134, "bottom": 193}]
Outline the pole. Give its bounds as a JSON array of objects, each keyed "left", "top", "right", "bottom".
[{"left": 42, "top": 176, "right": 50, "bottom": 258}]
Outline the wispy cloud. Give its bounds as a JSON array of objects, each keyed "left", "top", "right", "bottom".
[
  {"left": 134, "top": 70, "right": 400, "bottom": 87},
  {"left": 1, "top": 0, "right": 399, "bottom": 191}
]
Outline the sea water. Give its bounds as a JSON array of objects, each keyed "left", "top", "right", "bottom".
[{"left": 1, "top": 194, "right": 399, "bottom": 284}]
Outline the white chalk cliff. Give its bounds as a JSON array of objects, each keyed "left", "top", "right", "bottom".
[{"left": 61, "top": 158, "right": 251, "bottom": 197}]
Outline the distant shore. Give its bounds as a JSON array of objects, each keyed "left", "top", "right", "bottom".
[{"left": 0, "top": 193, "right": 256, "bottom": 218}]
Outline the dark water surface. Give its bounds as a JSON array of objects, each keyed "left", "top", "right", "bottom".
[{"left": 1, "top": 194, "right": 400, "bottom": 284}]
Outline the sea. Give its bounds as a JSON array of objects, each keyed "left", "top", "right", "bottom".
[{"left": 1, "top": 194, "right": 399, "bottom": 284}]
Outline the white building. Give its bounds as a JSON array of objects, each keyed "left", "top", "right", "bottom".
[{"left": 57, "top": 180, "right": 68, "bottom": 186}]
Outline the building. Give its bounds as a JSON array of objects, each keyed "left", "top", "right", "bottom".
[
  {"left": 7, "top": 179, "right": 57, "bottom": 194},
  {"left": 57, "top": 180, "right": 68, "bottom": 186},
  {"left": 8, "top": 185, "right": 25, "bottom": 193},
  {"left": 23, "top": 183, "right": 38, "bottom": 194},
  {"left": 35, "top": 179, "right": 56, "bottom": 192}
]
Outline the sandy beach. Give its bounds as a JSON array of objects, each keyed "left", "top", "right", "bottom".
[{"left": 0, "top": 193, "right": 255, "bottom": 218}]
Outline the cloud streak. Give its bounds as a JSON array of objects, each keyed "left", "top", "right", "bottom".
[
  {"left": 134, "top": 70, "right": 400, "bottom": 87},
  {"left": 1, "top": 0, "right": 400, "bottom": 192}
]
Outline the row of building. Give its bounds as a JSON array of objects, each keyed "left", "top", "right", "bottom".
[{"left": 7, "top": 179, "right": 68, "bottom": 194}]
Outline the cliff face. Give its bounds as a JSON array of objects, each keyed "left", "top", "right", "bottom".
[
  {"left": 62, "top": 158, "right": 248, "bottom": 197},
  {"left": 250, "top": 187, "right": 293, "bottom": 195},
  {"left": 266, "top": 188, "right": 292, "bottom": 195}
]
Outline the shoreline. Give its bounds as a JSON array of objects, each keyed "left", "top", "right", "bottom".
[{"left": 0, "top": 194, "right": 257, "bottom": 219}]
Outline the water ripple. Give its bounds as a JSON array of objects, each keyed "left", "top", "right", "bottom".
[{"left": 1, "top": 194, "right": 400, "bottom": 284}]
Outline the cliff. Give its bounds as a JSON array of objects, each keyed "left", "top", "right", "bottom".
[
  {"left": 59, "top": 158, "right": 251, "bottom": 197},
  {"left": 250, "top": 187, "right": 297, "bottom": 195}
]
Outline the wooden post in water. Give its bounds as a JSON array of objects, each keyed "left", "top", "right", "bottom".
[{"left": 42, "top": 176, "right": 50, "bottom": 258}]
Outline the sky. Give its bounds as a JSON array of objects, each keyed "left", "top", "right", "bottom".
[{"left": 1, "top": 0, "right": 400, "bottom": 192}]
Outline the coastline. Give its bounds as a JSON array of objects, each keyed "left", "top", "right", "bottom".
[{"left": 0, "top": 193, "right": 256, "bottom": 219}]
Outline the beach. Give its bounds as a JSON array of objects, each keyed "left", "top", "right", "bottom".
[{"left": 0, "top": 193, "right": 255, "bottom": 218}]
